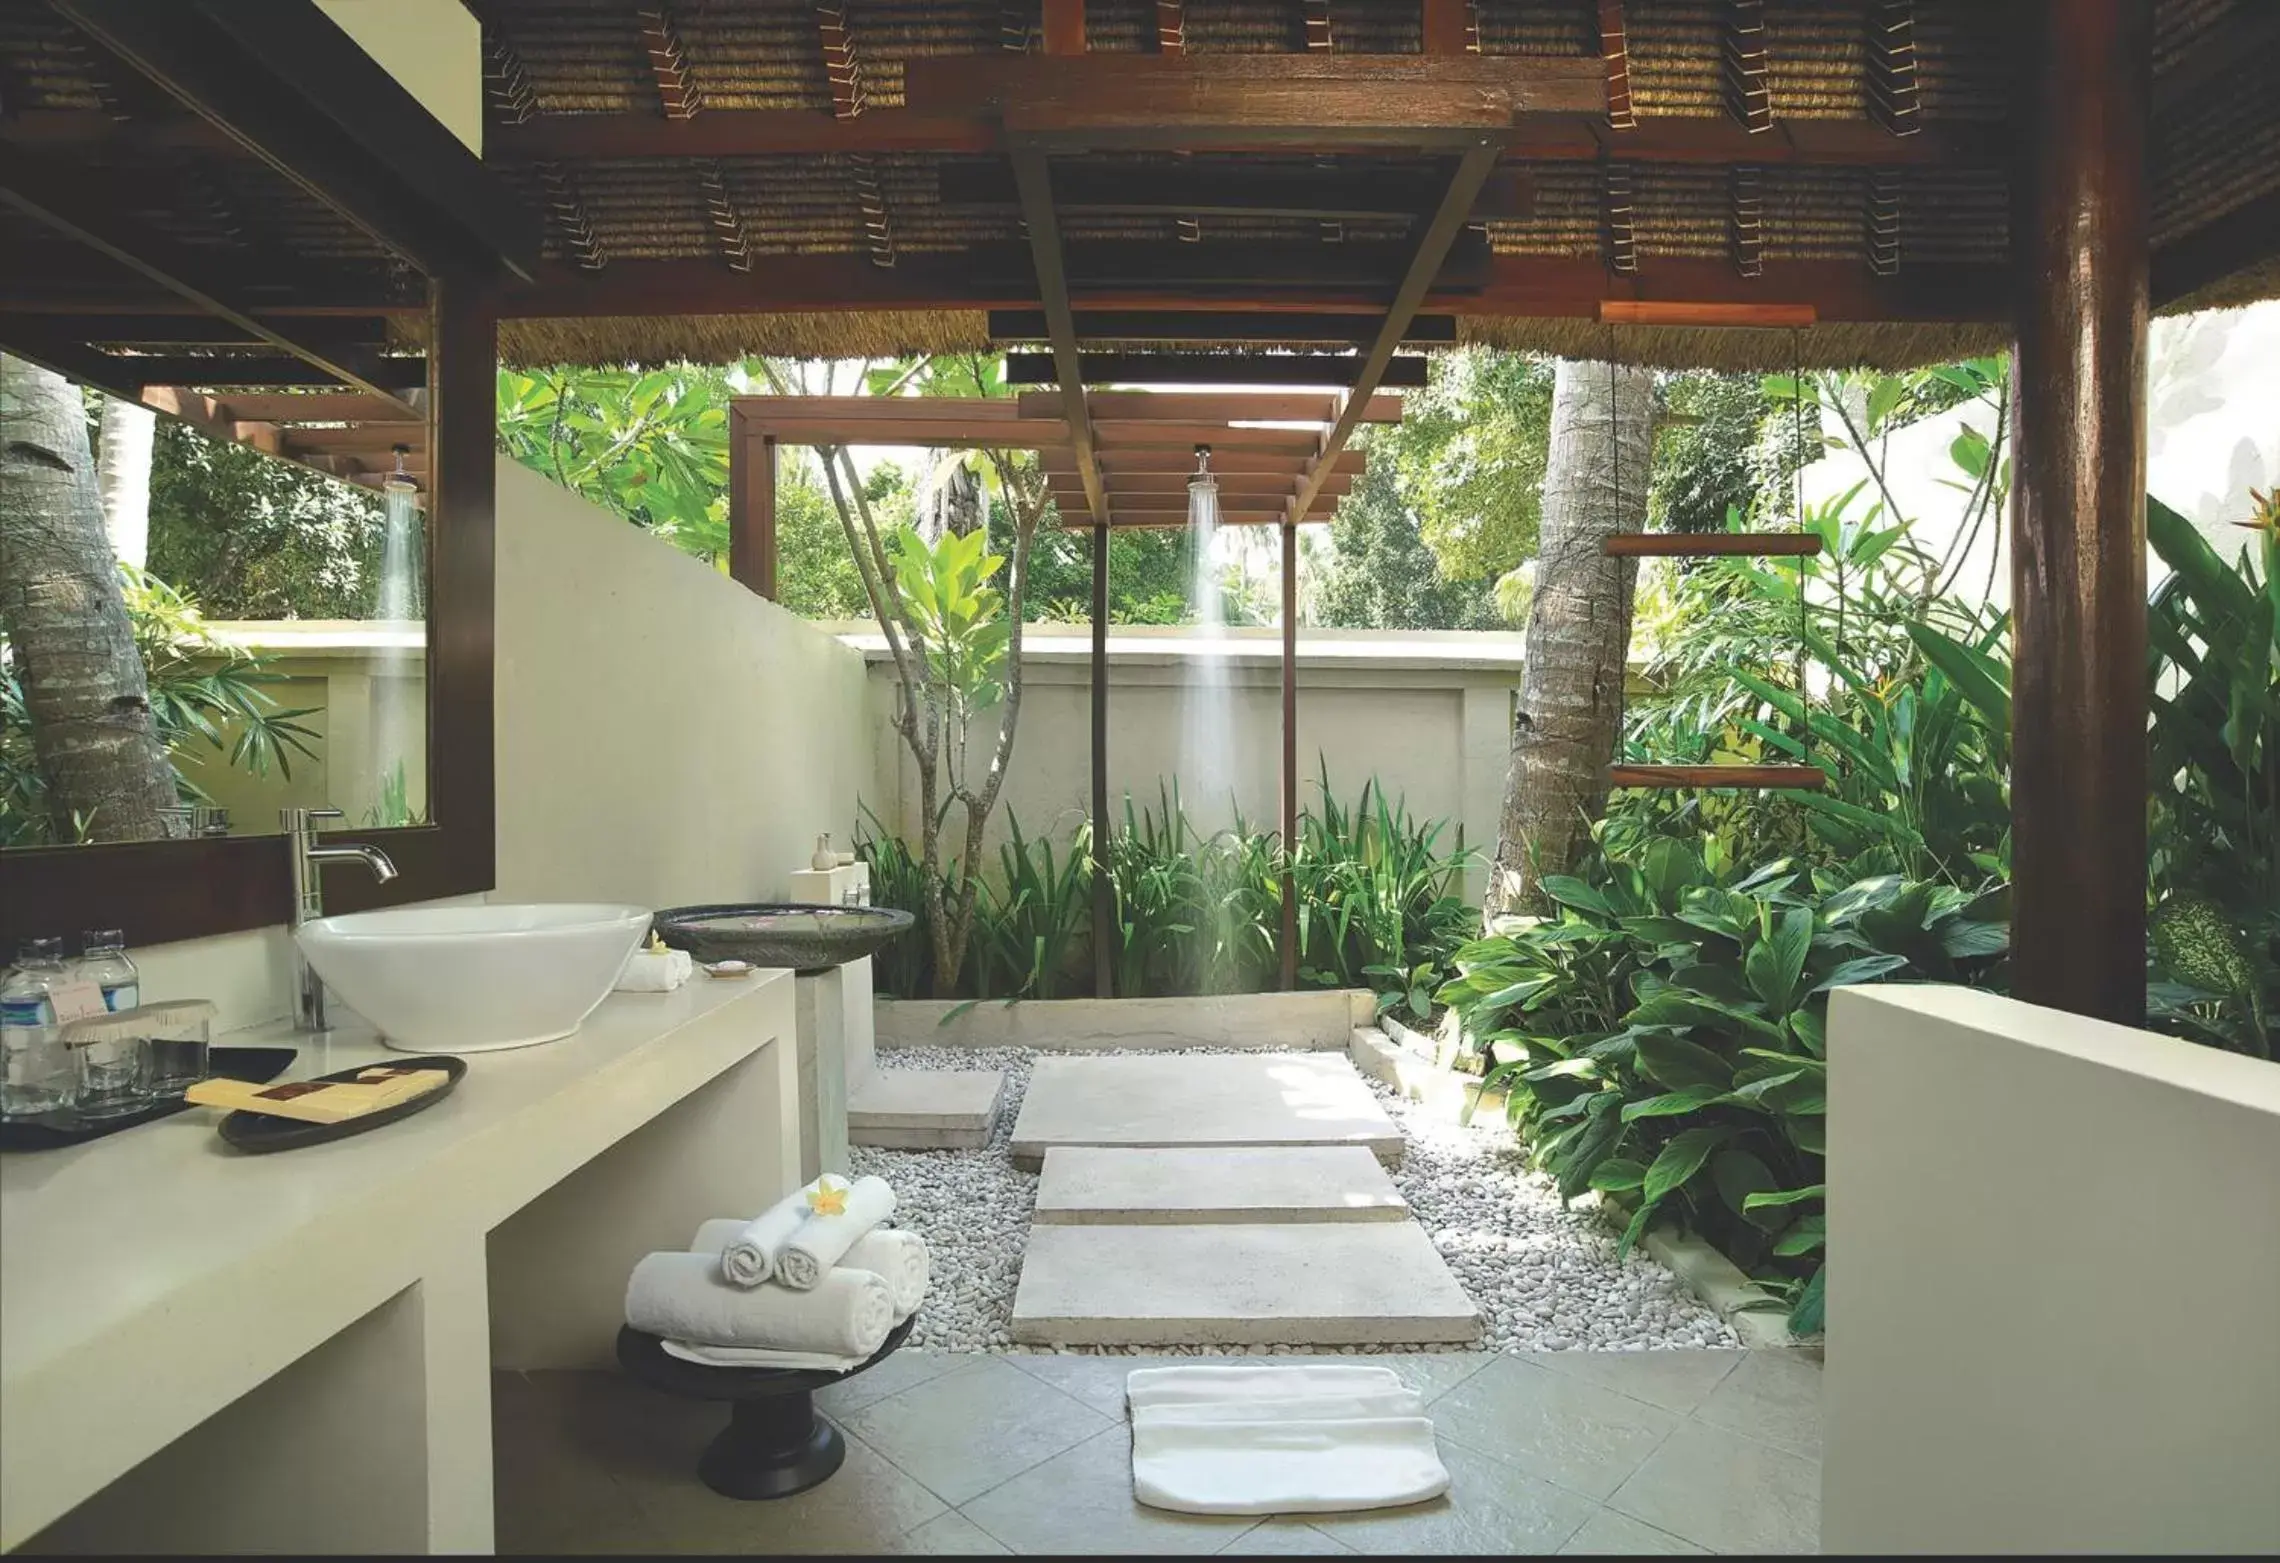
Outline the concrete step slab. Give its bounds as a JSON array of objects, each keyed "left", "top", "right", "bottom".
[
  {"left": 848, "top": 1068, "right": 1005, "bottom": 1150},
  {"left": 1010, "top": 1221, "right": 1481, "bottom": 1346},
  {"left": 1033, "top": 1145, "right": 1408, "bottom": 1225},
  {"left": 1008, "top": 1053, "right": 1403, "bottom": 1170}
]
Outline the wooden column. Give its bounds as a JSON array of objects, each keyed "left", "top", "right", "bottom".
[
  {"left": 2009, "top": 0, "right": 2151, "bottom": 1023},
  {"left": 728, "top": 407, "right": 778, "bottom": 600},
  {"left": 1091, "top": 518, "right": 1113, "bottom": 997},
  {"left": 1280, "top": 517, "right": 1299, "bottom": 990},
  {"left": 425, "top": 272, "right": 497, "bottom": 890}
]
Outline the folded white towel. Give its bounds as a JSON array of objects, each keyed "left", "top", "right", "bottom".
[
  {"left": 693, "top": 1218, "right": 930, "bottom": 1317},
  {"left": 1125, "top": 1364, "right": 1449, "bottom": 1516},
  {"left": 625, "top": 1251, "right": 895, "bottom": 1357},
  {"left": 660, "top": 1339, "right": 870, "bottom": 1373},
  {"left": 1131, "top": 1414, "right": 1449, "bottom": 1516},
  {"left": 1126, "top": 1364, "right": 1406, "bottom": 1410},
  {"left": 714, "top": 1181, "right": 831, "bottom": 1288},
  {"left": 777, "top": 1174, "right": 896, "bottom": 1291},
  {"left": 616, "top": 947, "right": 693, "bottom": 992}
]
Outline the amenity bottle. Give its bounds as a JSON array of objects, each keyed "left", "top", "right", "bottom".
[{"left": 1, "top": 939, "right": 71, "bottom": 1119}]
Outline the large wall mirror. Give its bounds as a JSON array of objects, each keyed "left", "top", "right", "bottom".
[{"left": 0, "top": 3, "right": 532, "bottom": 947}]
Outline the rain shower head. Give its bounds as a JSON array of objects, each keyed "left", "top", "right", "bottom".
[{"left": 382, "top": 443, "right": 418, "bottom": 495}]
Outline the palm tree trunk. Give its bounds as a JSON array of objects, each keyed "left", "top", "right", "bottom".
[
  {"left": 1485, "top": 358, "right": 1655, "bottom": 918},
  {"left": 96, "top": 397, "right": 155, "bottom": 570},
  {"left": 0, "top": 356, "right": 180, "bottom": 842}
]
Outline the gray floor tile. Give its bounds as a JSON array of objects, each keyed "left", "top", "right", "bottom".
[
  {"left": 1522, "top": 1349, "right": 1744, "bottom": 1416},
  {"left": 1217, "top": 1517, "right": 1359, "bottom": 1553},
  {"left": 627, "top": 1426, "right": 949, "bottom": 1554},
  {"left": 847, "top": 1356, "right": 1117, "bottom": 1506},
  {"left": 492, "top": 1372, "right": 672, "bottom": 1555},
  {"left": 1690, "top": 1349, "right": 1822, "bottom": 1459},
  {"left": 890, "top": 1509, "right": 1015, "bottom": 1554},
  {"left": 1302, "top": 1439, "right": 1597, "bottom": 1556},
  {"left": 817, "top": 1347, "right": 971, "bottom": 1416},
  {"left": 1001, "top": 1353, "right": 1186, "bottom": 1419},
  {"left": 958, "top": 1426, "right": 1262, "bottom": 1555},
  {"left": 1608, "top": 1420, "right": 1820, "bottom": 1555},
  {"left": 1557, "top": 1507, "right": 1708, "bottom": 1554},
  {"left": 1431, "top": 1356, "right": 1681, "bottom": 1501}
]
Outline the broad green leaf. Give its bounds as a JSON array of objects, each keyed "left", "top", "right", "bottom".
[
  {"left": 1746, "top": 906, "right": 1814, "bottom": 1012},
  {"left": 1633, "top": 1031, "right": 1736, "bottom": 1091},
  {"left": 1774, "top": 1214, "right": 1827, "bottom": 1256},
  {"left": 1540, "top": 876, "right": 1614, "bottom": 917},
  {"left": 1712, "top": 1147, "right": 1781, "bottom": 1226},
  {"left": 1642, "top": 1125, "right": 1739, "bottom": 1206},
  {"left": 1620, "top": 1085, "right": 1726, "bottom": 1122},
  {"left": 1589, "top": 1158, "right": 1648, "bottom": 1193},
  {"left": 1741, "top": 1183, "right": 1824, "bottom": 1212}
]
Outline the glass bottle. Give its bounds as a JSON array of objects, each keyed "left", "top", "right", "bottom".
[
  {"left": 76, "top": 931, "right": 141, "bottom": 1013},
  {"left": 2, "top": 939, "right": 72, "bottom": 1120}
]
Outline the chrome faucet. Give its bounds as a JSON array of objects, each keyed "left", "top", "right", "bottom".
[{"left": 283, "top": 807, "right": 398, "bottom": 1031}]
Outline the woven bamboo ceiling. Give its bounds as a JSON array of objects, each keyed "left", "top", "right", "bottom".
[{"left": 1, "top": 0, "right": 2276, "bottom": 405}]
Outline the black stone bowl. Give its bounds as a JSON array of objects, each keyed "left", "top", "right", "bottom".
[{"left": 651, "top": 902, "right": 915, "bottom": 975}]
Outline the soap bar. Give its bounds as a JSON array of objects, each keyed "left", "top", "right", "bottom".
[{"left": 187, "top": 1068, "right": 449, "bottom": 1124}]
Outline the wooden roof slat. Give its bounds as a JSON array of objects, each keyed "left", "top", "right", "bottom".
[
  {"left": 1011, "top": 144, "right": 1108, "bottom": 524},
  {"left": 207, "top": 392, "right": 422, "bottom": 423},
  {"left": 814, "top": 2, "right": 866, "bottom": 120},
  {"left": 936, "top": 161, "right": 1532, "bottom": 223},
  {"left": 1016, "top": 390, "right": 1399, "bottom": 423},
  {"left": 638, "top": 5, "right": 702, "bottom": 121},
  {"left": 1057, "top": 447, "right": 1368, "bottom": 476},
  {"left": 1723, "top": 0, "right": 1773, "bottom": 135},
  {"left": 1155, "top": 2, "right": 1185, "bottom": 56},
  {"left": 1867, "top": 1, "right": 1921, "bottom": 138},
  {"left": 1050, "top": 471, "right": 1356, "bottom": 497},
  {"left": 1599, "top": 0, "right": 1636, "bottom": 131},
  {"left": 1094, "top": 422, "right": 1324, "bottom": 454},
  {"left": 1001, "top": 352, "right": 1429, "bottom": 389}
]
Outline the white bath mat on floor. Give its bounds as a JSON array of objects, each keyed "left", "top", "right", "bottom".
[{"left": 1127, "top": 1365, "right": 1451, "bottom": 1516}]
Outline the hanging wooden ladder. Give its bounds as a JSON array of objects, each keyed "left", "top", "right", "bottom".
[{"left": 1604, "top": 528, "right": 1829, "bottom": 790}]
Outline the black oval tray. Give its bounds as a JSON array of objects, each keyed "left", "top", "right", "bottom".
[
  {"left": 0, "top": 1045, "right": 298, "bottom": 1154},
  {"left": 217, "top": 1054, "right": 467, "bottom": 1154}
]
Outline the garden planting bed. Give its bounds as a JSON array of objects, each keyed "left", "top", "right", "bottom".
[
  {"left": 853, "top": 1043, "right": 1739, "bottom": 1356},
  {"left": 874, "top": 990, "right": 1376, "bottom": 1052}
]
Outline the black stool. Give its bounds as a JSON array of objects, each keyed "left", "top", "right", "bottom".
[{"left": 615, "top": 1314, "right": 916, "bottom": 1500}]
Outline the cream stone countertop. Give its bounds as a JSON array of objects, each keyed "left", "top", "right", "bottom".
[{"left": 0, "top": 971, "right": 792, "bottom": 1550}]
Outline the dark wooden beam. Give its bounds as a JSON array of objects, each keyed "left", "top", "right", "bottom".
[
  {"left": 1279, "top": 509, "right": 1299, "bottom": 989},
  {"left": 989, "top": 309, "right": 1461, "bottom": 342},
  {"left": 815, "top": 2, "right": 866, "bottom": 119},
  {"left": 16, "top": 313, "right": 372, "bottom": 348},
  {"left": 699, "top": 161, "right": 754, "bottom": 272},
  {"left": 639, "top": 5, "right": 703, "bottom": 119},
  {"left": 1598, "top": 299, "right": 1815, "bottom": 325},
  {"left": 1604, "top": 162, "right": 1639, "bottom": 275},
  {"left": 1286, "top": 138, "right": 1503, "bottom": 530},
  {"left": 0, "top": 147, "right": 416, "bottom": 408},
  {"left": 1004, "top": 351, "right": 1429, "bottom": 387},
  {"left": 2009, "top": 0, "right": 2150, "bottom": 1024},
  {"left": 1155, "top": 1, "right": 1185, "bottom": 54},
  {"left": 2152, "top": 187, "right": 2280, "bottom": 307},
  {"left": 729, "top": 406, "right": 778, "bottom": 598},
  {"left": 1305, "top": 0, "right": 1335, "bottom": 52},
  {"left": 1420, "top": 0, "right": 1472, "bottom": 56},
  {"left": 55, "top": 0, "right": 538, "bottom": 280},
  {"left": 1732, "top": 164, "right": 1764, "bottom": 277},
  {"left": 1010, "top": 145, "right": 1108, "bottom": 525},
  {"left": 537, "top": 162, "right": 607, "bottom": 270},
  {"left": 1042, "top": 0, "right": 1086, "bottom": 55},
  {"left": 1866, "top": 1, "right": 1920, "bottom": 136},
  {"left": 1089, "top": 492, "right": 1111, "bottom": 997},
  {"left": 936, "top": 161, "right": 1532, "bottom": 222},
  {"left": 483, "top": 106, "right": 1991, "bottom": 166},
  {"left": 905, "top": 54, "right": 1603, "bottom": 150},
  {"left": 1723, "top": 0, "right": 1773, "bottom": 134},
  {"left": 1867, "top": 168, "right": 1903, "bottom": 277},
  {"left": 13, "top": 353, "right": 425, "bottom": 389},
  {"left": 1599, "top": 0, "right": 1636, "bottom": 130}
]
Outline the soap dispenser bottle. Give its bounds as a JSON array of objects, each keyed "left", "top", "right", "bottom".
[{"left": 810, "top": 833, "right": 837, "bottom": 872}]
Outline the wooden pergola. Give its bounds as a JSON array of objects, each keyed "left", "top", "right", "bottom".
[
  {"left": 6, "top": 0, "right": 2277, "bottom": 1024},
  {"left": 728, "top": 388, "right": 1403, "bottom": 991}
]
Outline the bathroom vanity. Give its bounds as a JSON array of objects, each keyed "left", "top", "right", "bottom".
[{"left": 0, "top": 972, "right": 801, "bottom": 1554}]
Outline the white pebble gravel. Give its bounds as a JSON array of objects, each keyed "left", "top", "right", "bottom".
[{"left": 851, "top": 1045, "right": 1737, "bottom": 1357}]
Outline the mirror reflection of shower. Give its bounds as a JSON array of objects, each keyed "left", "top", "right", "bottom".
[
  {"left": 370, "top": 446, "right": 424, "bottom": 826},
  {"left": 1180, "top": 444, "right": 1238, "bottom": 831}
]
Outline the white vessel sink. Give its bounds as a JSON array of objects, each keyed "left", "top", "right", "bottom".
[{"left": 295, "top": 904, "right": 652, "bottom": 1053}]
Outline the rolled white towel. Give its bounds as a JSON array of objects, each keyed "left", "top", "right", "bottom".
[
  {"left": 1127, "top": 1364, "right": 1405, "bottom": 1411},
  {"left": 660, "top": 1339, "right": 870, "bottom": 1373},
  {"left": 692, "top": 1219, "right": 930, "bottom": 1318},
  {"left": 714, "top": 1178, "right": 836, "bottom": 1288},
  {"left": 625, "top": 1250, "right": 895, "bottom": 1357},
  {"left": 615, "top": 947, "right": 692, "bottom": 992},
  {"left": 777, "top": 1174, "right": 896, "bottom": 1291}
]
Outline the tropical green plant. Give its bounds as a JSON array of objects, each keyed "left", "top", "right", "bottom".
[
  {"left": 966, "top": 811, "right": 1094, "bottom": 1001},
  {"left": 1291, "top": 765, "right": 1477, "bottom": 1015},
  {"left": 1441, "top": 830, "right": 2009, "bottom": 1334}
]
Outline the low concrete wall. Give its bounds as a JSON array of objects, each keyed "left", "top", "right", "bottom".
[
  {"left": 878, "top": 990, "right": 1377, "bottom": 1051},
  {"left": 1823, "top": 984, "right": 2280, "bottom": 1555}
]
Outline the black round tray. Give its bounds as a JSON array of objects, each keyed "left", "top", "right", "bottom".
[
  {"left": 616, "top": 1311, "right": 917, "bottom": 1500},
  {"left": 652, "top": 902, "right": 915, "bottom": 974},
  {"left": 0, "top": 1045, "right": 297, "bottom": 1154},
  {"left": 217, "top": 1054, "right": 467, "bottom": 1154}
]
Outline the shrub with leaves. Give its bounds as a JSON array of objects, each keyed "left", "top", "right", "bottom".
[{"left": 1439, "top": 831, "right": 2008, "bottom": 1334}]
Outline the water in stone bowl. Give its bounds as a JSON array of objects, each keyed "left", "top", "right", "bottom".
[{"left": 651, "top": 903, "right": 915, "bottom": 974}]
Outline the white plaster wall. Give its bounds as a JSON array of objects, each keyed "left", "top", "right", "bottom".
[
  {"left": 492, "top": 459, "right": 869, "bottom": 908},
  {"left": 1823, "top": 985, "right": 2280, "bottom": 1555},
  {"left": 314, "top": 0, "right": 483, "bottom": 155},
  {"left": 855, "top": 625, "right": 1520, "bottom": 900},
  {"left": 120, "top": 461, "right": 870, "bottom": 1029}
]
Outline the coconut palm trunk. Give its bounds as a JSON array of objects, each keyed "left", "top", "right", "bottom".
[
  {"left": 0, "top": 356, "right": 180, "bottom": 842},
  {"left": 1485, "top": 358, "right": 1656, "bottom": 918}
]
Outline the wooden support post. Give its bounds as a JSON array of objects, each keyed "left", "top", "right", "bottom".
[
  {"left": 1280, "top": 517, "right": 1299, "bottom": 991},
  {"left": 427, "top": 273, "right": 498, "bottom": 888},
  {"left": 1091, "top": 519, "right": 1113, "bottom": 997},
  {"left": 2010, "top": 0, "right": 2150, "bottom": 1024},
  {"left": 728, "top": 408, "right": 778, "bottom": 599},
  {"left": 1042, "top": 0, "right": 1085, "bottom": 55}
]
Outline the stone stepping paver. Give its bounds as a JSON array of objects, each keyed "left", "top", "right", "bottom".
[
  {"left": 1009, "top": 1222, "right": 1481, "bottom": 1346},
  {"left": 1007, "top": 1052, "right": 1403, "bottom": 1170},
  {"left": 1033, "top": 1145, "right": 1409, "bottom": 1224},
  {"left": 848, "top": 1067, "right": 1005, "bottom": 1150}
]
